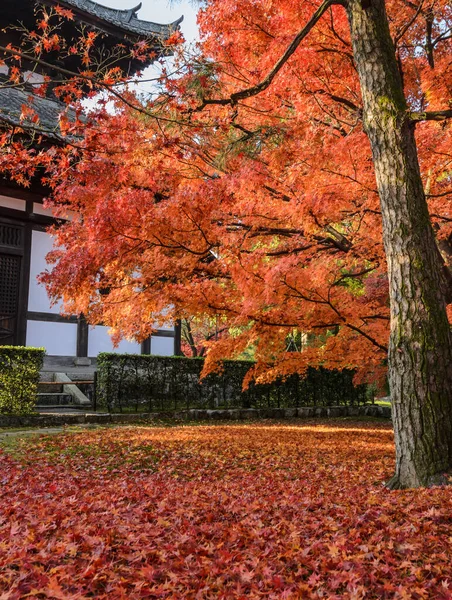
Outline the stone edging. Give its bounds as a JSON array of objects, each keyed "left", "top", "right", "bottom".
[{"left": 0, "top": 404, "right": 391, "bottom": 428}]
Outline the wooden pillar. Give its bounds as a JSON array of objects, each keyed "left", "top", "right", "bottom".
[
  {"left": 174, "top": 320, "right": 183, "bottom": 356},
  {"left": 141, "top": 337, "right": 151, "bottom": 355},
  {"left": 77, "top": 315, "right": 89, "bottom": 357}
]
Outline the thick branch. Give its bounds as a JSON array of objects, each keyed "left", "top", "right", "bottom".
[
  {"left": 195, "top": 0, "right": 338, "bottom": 110},
  {"left": 425, "top": 9, "right": 434, "bottom": 68},
  {"left": 345, "top": 324, "right": 388, "bottom": 353},
  {"left": 410, "top": 109, "right": 452, "bottom": 122}
]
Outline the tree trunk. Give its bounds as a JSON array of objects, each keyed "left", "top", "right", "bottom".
[{"left": 346, "top": 0, "right": 452, "bottom": 488}]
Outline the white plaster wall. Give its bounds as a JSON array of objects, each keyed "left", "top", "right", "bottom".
[
  {"left": 26, "top": 320, "right": 77, "bottom": 355},
  {"left": 32, "top": 203, "right": 76, "bottom": 220},
  {"left": 150, "top": 336, "right": 175, "bottom": 356},
  {"left": 88, "top": 325, "right": 141, "bottom": 357},
  {"left": 0, "top": 195, "right": 26, "bottom": 211},
  {"left": 28, "top": 230, "right": 61, "bottom": 313},
  {"left": 32, "top": 203, "right": 54, "bottom": 217}
]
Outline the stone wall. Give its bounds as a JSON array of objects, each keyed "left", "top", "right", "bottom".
[{"left": 0, "top": 404, "right": 391, "bottom": 428}]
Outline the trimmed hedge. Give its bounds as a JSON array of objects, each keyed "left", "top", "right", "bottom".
[
  {"left": 0, "top": 346, "right": 45, "bottom": 415},
  {"left": 97, "top": 353, "right": 367, "bottom": 413}
]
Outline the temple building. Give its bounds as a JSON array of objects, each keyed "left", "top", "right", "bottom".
[{"left": 0, "top": 0, "right": 182, "bottom": 360}]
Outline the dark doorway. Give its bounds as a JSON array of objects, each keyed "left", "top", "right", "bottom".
[{"left": 0, "top": 219, "right": 25, "bottom": 345}]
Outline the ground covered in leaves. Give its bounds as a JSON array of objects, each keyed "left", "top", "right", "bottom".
[{"left": 1, "top": 421, "right": 452, "bottom": 599}]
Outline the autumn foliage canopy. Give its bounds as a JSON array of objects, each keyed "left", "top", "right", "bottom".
[{"left": 1, "top": 0, "right": 452, "bottom": 385}]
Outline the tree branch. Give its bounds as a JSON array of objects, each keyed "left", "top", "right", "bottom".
[
  {"left": 0, "top": 45, "right": 190, "bottom": 127},
  {"left": 194, "top": 0, "right": 338, "bottom": 110},
  {"left": 333, "top": 266, "right": 377, "bottom": 286},
  {"left": 181, "top": 319, "right": 198, "bottom": 357},
  {"left": 433, "top": 28, "right": 452, "bottom": 47},
  {"left": 425, "top": 9, "right": 435, "bottom": 68},
  {"left": 394, "top": 0, "right": 424, "bottom": 46},
  {"left": 0, "top": 113, "right": 84, "bottom": 149},
  {"left": 410, "top": 110, "right": 452, "bottom": 122},
  {"left": 345, "top": 323, "right": 388, "bottom": 353}
]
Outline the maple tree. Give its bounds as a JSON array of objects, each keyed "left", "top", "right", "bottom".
[
  {"left": 1, "top": 0, "right": 452, "bottom": 488},
  {"left": 2, "top": 422, "right": 452, "bottom": 598}
]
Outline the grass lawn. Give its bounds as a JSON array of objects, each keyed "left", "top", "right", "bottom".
[
  {"left": 1, "top": 420, "right": 451, "bottom": 599},
  {"left": 374, "top": 399, "right": 391, "bottom": 407}
]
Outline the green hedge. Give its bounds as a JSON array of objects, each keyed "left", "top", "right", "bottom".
[
  {"left": 97, "top": 353, "right": 367, "bottom": 413},
  {"left": 0, "top": 346, "right": 45, "bottom": 415}
]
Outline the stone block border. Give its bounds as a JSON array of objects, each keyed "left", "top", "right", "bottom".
[{"left": 0, "top": 404, "right": 391, "bottom": 428}]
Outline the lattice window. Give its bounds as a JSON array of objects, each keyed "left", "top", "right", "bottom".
[
  {"left": 0, "top": 254, "right": 21, "bottom": 316},
  {"left": 0, "top": 223, "right": 23, "bottom": 248}
]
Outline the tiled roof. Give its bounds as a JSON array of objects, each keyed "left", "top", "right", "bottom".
[
  {"left": 46, "top": 0, "right": 183, "bottom": 39},
  {"left": 0, "top": 87, "right": 74, "bottom": 138}
]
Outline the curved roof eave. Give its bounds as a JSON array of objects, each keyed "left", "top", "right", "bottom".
[{"left": 44, "top": 0, "right": 184, "bottom": 39}]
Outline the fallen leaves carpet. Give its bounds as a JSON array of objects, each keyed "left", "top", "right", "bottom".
[{"left": 1, "top": 421, "right": 452, "bottom": 599}]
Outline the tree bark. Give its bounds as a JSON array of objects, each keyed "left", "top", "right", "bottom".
[{"left": 346, "top": 0, "right": 452, "bottom": 488}]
